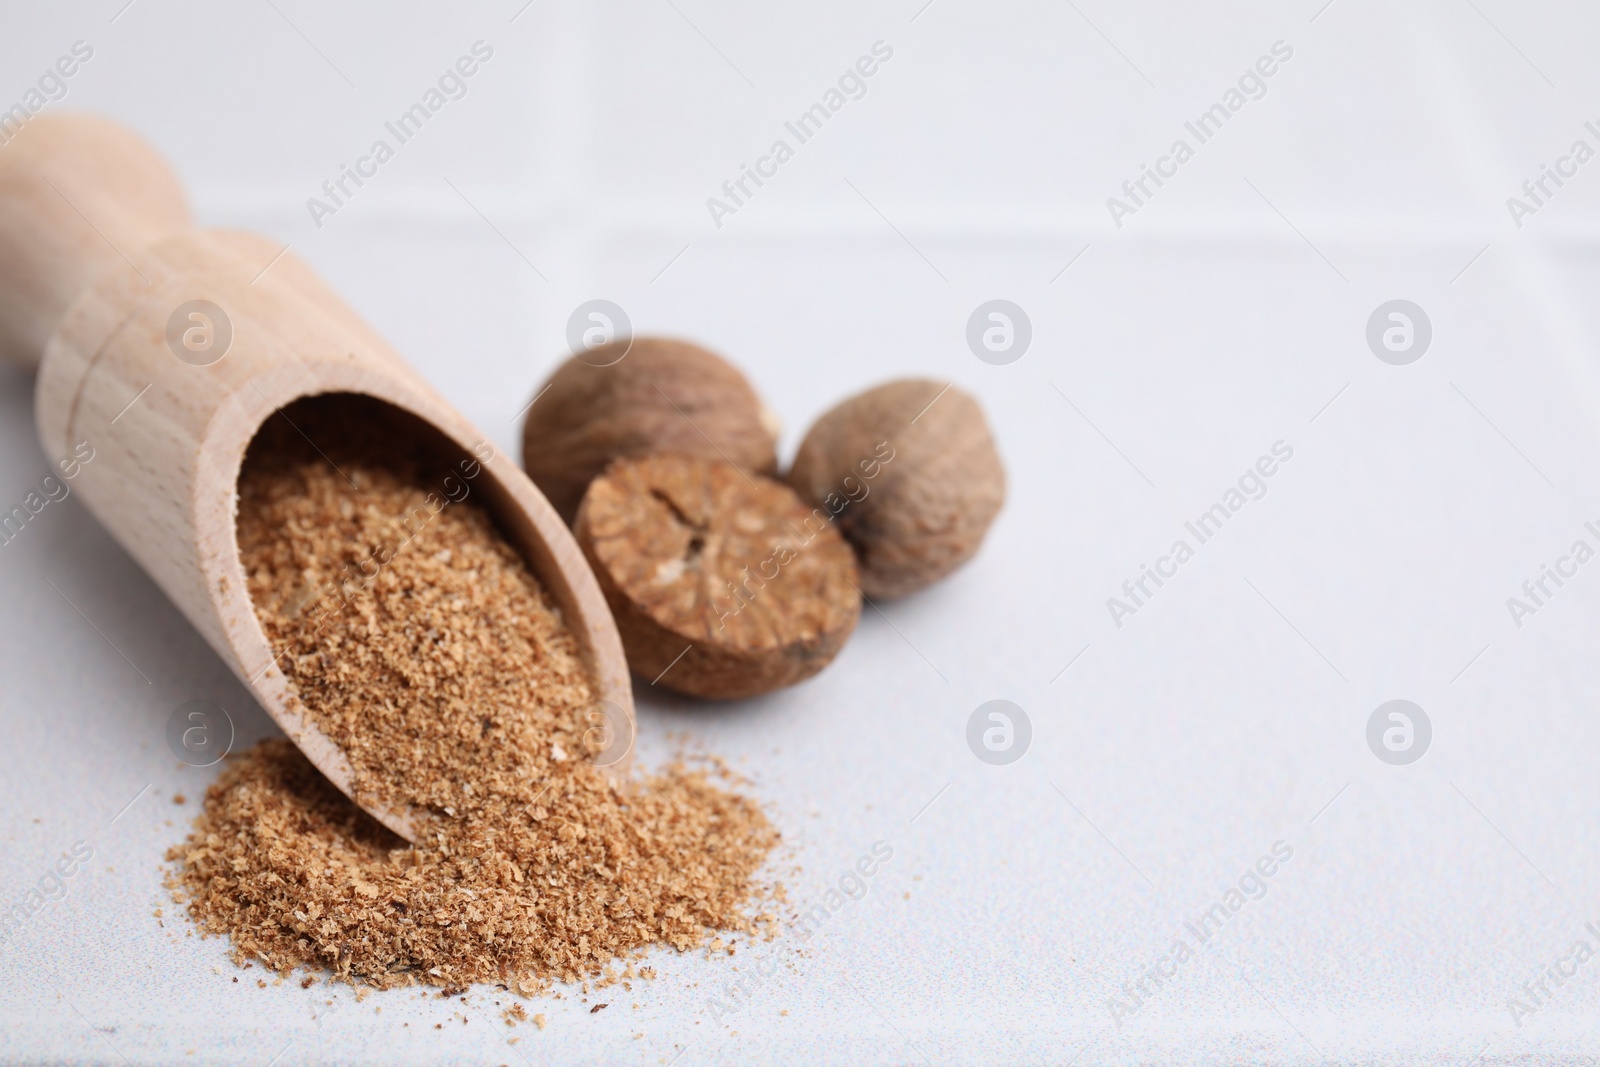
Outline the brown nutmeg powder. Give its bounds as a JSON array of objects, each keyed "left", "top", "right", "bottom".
[{"left": 166, "top": 398, "right": 778, "bottom": 991}]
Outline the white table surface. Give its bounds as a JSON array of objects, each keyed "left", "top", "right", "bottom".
[{"left": 5, "top": 1, "right": 1600, "bottom": 1063}]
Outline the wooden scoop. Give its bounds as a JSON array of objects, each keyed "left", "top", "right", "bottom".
[{"left": 0, "top": 112, "right": 634, "bottom": 841}]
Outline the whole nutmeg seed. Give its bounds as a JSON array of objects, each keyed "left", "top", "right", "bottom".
[
  {"left": 574, "top": 453, "right": 861, "bottom": 700},
  {"left": 521, "top": 338, "right": 780, "bottom": 522},
  {"left": 787, "top": 378, "right": 1005, "bottom": 599}
]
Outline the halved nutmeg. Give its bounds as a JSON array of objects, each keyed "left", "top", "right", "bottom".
[{"left": 573, "top": 453, "right": 861, "bottom": 699}]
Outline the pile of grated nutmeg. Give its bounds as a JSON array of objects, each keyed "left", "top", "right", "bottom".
[{"left": 166, "top": 404, "right": 779, "bottom": 993}]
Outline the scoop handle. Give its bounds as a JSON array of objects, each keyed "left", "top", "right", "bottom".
[{"left": 0, "top": 112, "right": 191, "bottom": 370}]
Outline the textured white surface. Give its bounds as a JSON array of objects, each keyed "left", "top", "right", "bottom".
[{"left": 4, "top": 0, "right": 1600, "bottom": 1063}]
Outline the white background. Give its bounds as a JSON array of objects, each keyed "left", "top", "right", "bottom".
[{"left": 3, "top": 0, "right": 1600, "bottom": 1063}]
